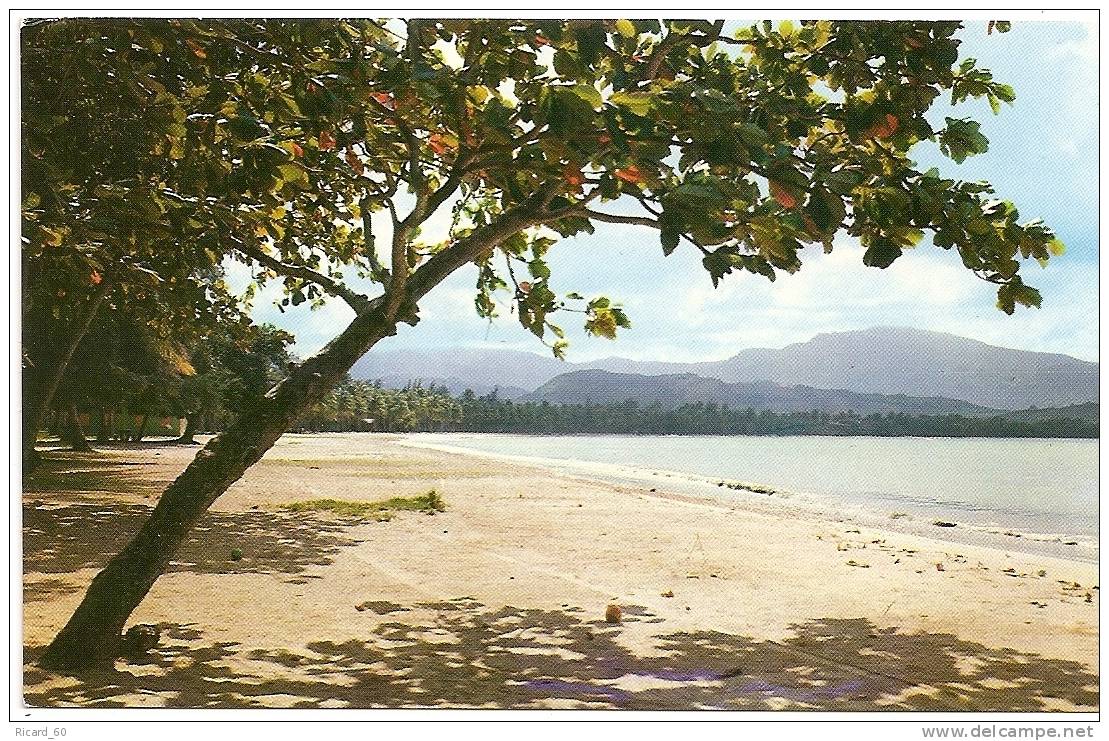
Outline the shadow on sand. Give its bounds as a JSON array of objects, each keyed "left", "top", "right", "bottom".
[
  {"left": 23, "top": 599, "right": 1099, "bottom": 711},
  {"left": 24, "top": 447, "right": 364, "bottom": 586},
  {"left": 23, "top": 501, "right": 364, "bottom": 580},
  {"left": 24, "top": 451, "right": 194, "bottom": 498}
]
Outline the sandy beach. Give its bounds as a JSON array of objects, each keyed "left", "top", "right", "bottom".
[{"left": 22, "top": 433, "right": 1099, "bottom": 710}]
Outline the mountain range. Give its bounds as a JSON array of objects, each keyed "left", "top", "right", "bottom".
[
  {"left": 520, "top": 370, "right": 1003, "bottom": 417},
  {"left": 351, "top": 326, "right": 1099, "bottom": 414}
]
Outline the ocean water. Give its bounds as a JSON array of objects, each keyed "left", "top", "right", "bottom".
[{"left": 403, "top": 433, "right": 1099, "bottom": 555}]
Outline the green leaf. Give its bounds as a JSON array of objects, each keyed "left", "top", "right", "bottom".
[
  {"left": 573, "top": 23, "right": 607, "bottom": 66},
  {"left": 701, "top": 250, "right": 732, "bottom": 287},
  {"left": 806, "top": 189, "right": 845, "bottom": 233},
  {"left": 615, "top": 19, "right": 636, "bottom": 38},
  {"left": 862, "top": 238, "right": 902, "bottom": 269},
  {"left": 661, "top": 227, "right": 680, "bottom": 256},
  {"left": 994, "top": 83, "right": 1016, "bottom": 103},
  {"left": 227, "top": 115, "right": 269, "bottom": 141},
  {"left": 277, "top": 163, "right": 309, "bottom": 187},
  {"left": 737, "top": 122, "right": 769, "bottom": 147},
  {"left": 528, "top": 258, "right": 551, "bottom": 279},
  {"left": 570, "top": 84, "right": 604, "bottom": 110},
  {"left": 611, "top": 90, "right": 652, "bottom": 116},
  {"left": 996, "top": 282, "right": 1041, "bottom": 314},
  {"left": 939, "top": 118, "right": 990, "bottom": 163}
]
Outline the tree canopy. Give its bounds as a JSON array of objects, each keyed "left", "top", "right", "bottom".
[{"left": 23, "top": 18, "right": 1061, "bottom": 360}]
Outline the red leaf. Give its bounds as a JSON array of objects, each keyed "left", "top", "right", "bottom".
[
  {"left": 289, "top": 142, "right": 304, "bottom": 158},
  {"left": 614, "top": 165, "right": 644, "bottom": 184},
  {"left": 535, "top": 33, "right": 551, "bottom": 46},
  {"left": 563, "top": 164, "right": 585, "bottom": 187},
  {"left": 865, "top": 114, "right": 899, "bottom": 139},
  {"left": 185, "top": 39, "right": 207, "bottom": 59},
  {"left": 318, "top": 130, "right": 336, "bottom": 151},
  {"left": 345, "top": 148, "right": 364, "bottom": 174},
  {"left": 769, "top": 180, "right": 798, "bottom": 209},
  {"left": 370, "top": 91, "right": 396, "bottom": 111},
  {"left": 428, "top": 133, "right": 452, "bottom": 156},
  {"left": 462, "top": 123, "right": 479, "bottom": 148},
  {"left": 89, "top": 270, "right": 102, "bottom": 285},
  {"left": 397, "top": 90, "right": 417, "bottom": 112}
]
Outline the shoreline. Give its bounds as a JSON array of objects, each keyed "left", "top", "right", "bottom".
[{"left": 395, "top": 433, "right": 1099, "bottom": 564}]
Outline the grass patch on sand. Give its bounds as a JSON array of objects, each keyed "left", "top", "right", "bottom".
[{"left": 281, "top": 490, "right": 445, "bottom": 521}]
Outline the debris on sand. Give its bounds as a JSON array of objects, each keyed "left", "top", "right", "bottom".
[
  {"left": 661, "top": 590, "right": 674, "bottom": 598},
  {"left": 935, "top": 563, "right": 945, "bottom": 572},
  {"left": 932, "top": 521, "right": 957, "bottom": 528},
  {"left": 122, "top": 624, "right": 160, "bottom": 656},
  {"left": 605, "top": 604, "right": 622, "bottom": 623}
]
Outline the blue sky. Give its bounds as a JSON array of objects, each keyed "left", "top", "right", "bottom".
[{"left": 243, "top": 19, "right": 1098, "bottom": 363}]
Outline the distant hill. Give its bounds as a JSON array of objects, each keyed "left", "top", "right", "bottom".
[
  {"left": 370, "top": 374, "right": 528, "bottom": 400},
  {"left": 998, "top": 402, "right": 1100, "bottom": 424},
  {"left": 691, "top": 327, "right": 1099, "bottom": 410},
  {"left": 351, "top": 348, "right": 562, "bottom": 397},
  {"left": 521, "top": 369, "right": 1003, "bottom": 417},
  {"left": 352, "top": 327, "right": 1099, "bottom": 410}
]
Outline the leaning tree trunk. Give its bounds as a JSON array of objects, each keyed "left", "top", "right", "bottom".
[
  {"left": 39, "top": 205, "right": 535, "bottom": 671},
  {"left": 22, "top": 281, "right": 112, "bottom": 472},
  {"left": 65, "top": 404, "right": 93, "bottom": 452},
  {"left": 39, "top": 306, "right": 403, "bottom": 669}
]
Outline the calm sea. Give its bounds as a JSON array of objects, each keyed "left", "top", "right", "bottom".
[{"left": 404, "top": 433, "right": 1099, "bottom": 557}]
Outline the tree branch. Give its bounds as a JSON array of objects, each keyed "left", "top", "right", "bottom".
[
  {"left": 641, "top": 20, "right": 725, "bottom": 81},
  {"left": 405, "top": 196, "right": 553, "bottom": 305},
  {"left": 583, "top": 209, "right": 660, "bottom": 229},
  {"left": 234, "top": 241, "right": 371, "bottom": 314},
  {"left": 360, "top": 196, "right": 388, "bottom": 281}
]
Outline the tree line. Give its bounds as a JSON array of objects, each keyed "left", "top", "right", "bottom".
[
  {"left": 39, "top": 315, "right": 464, "bottom": 445},
  {"left": 452, "top": 392, "right": 1097, "bottom": 438}
]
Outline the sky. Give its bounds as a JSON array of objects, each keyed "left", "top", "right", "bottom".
[{"left": 242, "top": 19, "right": 1099, "bottom": 364}]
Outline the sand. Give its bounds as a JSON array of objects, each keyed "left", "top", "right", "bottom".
[{"left": 21, "top": 433, "right": 1100, "bottom": 710}]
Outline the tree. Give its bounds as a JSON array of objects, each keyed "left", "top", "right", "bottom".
[
  {"left": 20, "top": 19, "right": 256, "bottom": 469},
  {"left": 33, "top": 18, "right": 1063, "bottom": 669},
  {"left": 173, "top": 323, "right": 294, "bottom": 442}
]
